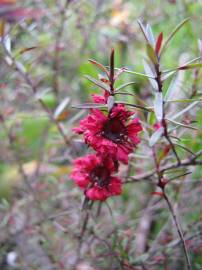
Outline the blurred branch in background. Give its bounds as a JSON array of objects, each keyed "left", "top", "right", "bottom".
[{"left": 52, "top": 0, "right": 71, "bottom": 98}]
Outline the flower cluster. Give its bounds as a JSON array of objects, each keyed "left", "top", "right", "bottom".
[
  {"left": 71, "top": 154, "right": 122, "bottom": 201},
  {"left": 71, "top": 51, "right": 142, "bottom": 201},
  {"left": 71, "top": 92, "right": 142, "bottom": 201}
]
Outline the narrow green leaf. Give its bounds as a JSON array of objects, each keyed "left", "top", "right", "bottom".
[
  {"left": 171, "top": 101, "right": 199, "bottom": 120},
  {"left": 146, "top": 24, "right": 155, "bottom": 47},
  {"left": 182, "top": 56, "right": 202, "bottom": 65},
  {"left": 72, "top": 103, "right": 106, "bottom": 109},
  {"left": 116, "top": 101, "right": 152, "bottom": 112},
  {"left": 115, "top": 82, "right": 136, "bottom": 92},
  {"left": 164, "top": 73, "right": 182, "bottom": 101},
  {"left": 114, "top": 92, "right": 149, "bottom": 106},
  {"left": 54, "top": 97, "right": 70, "bottom": 119},
  {"left": 166, "top": 98, "right": 202, "bottom": 103},
  {"left": 179, "top": 63, "right": 202, "bottom": 70},
  {"left": 84, "top": 75, "right": 110, "bottom": 92},
  {"left": 143, "top": 60, "right": 158, "bottom": 90},
  {"left": 123, "top": 68, "right": 155, "bottom": 79},
  {"left": 161, "top": 71, "right": 176, "bottom": 81},
  {"left": 149, "top": 127, "right": 164, "bottom": 147},
  {"left": 162, "top": 57, "right": 202, "bottom": 74},
  {"left": 174, "top": 143, "right": 196, "bottom": 155},
  {"left": 112, "top": 66, "right": 155, "bottom": 79},
  {"left": 166, "top": 118, "right": 198, "bottom": 130},
  {"left": 88, "top": 59, "right": 109, "bottom": 76},
  {"left": 160, "top": 18, "right": 190, "bottom": 57},
  {"left": 162, "top": 68, "right": 179, "bottom": 74},
  {"left": 115, "top": 91, "right": 135, "bottom": 96},
  {"left": 154, "top": 92, "right": 163, "bottom": 121},
  {"left": 137, "top": 20, "right": 149, "bottom": 43},
  {"left": 146, "top": 43, "right": 158, "bottom": 64},
  {"left": 168, "top": 171, "right": 192, "bottom": 181},
  {"left": 107, "top": 96, "right": 115, "bottom": 111},
  {"left": 147, "top": 111, "right": 155, "bottom": 126}
]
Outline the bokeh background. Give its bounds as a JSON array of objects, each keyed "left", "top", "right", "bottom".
[{"left": 0, "top": 0, "right": 202, "bottom": 269}]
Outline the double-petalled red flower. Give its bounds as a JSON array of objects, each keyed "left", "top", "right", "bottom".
[
  {"left": 71, "top": 154, "right": 122, "bottom": 201},
  {"left": 73, "top": 104, "right": 142, "bottom": 164}
]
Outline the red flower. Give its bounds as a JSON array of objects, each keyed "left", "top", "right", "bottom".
[
  {"left": 71, "top": 154, "right": 122, "bottom": 201},
  {"left": 92, "top": 90, "right": 109, "bottom": 104},
  {"left": 73, "top": 104, "right": 142, "bottom": 164}
]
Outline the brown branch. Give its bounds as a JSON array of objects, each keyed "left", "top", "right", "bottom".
[
  {"left": 151, "top": 137, "right": 192, "bottom": 269},
  {"left": 147, "top": 225, "right": 202, "bottom": 263},
  {"left": 162, "top": 192, "right": 192, "bottom": 270},
  {"left": 76, "top": 201, "right": 94, "bottom": 261},
  {"left": 125, "top": 150, "right": 202, "bottom": 184}
]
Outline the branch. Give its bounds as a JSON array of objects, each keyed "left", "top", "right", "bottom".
[
  {"left": 151, "top": 142, "right": 192, "bottom": 270},
  {"left": 76, "top": 200, "right": 94, "bottom": 261},
  {"left": 162, "top": 192, "right": 192, "bottom": 270},
  {"left": 125, "top": 150, "right": 202, "bottom": 184}
]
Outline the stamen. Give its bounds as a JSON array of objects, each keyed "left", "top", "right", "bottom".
[{"left": 102, "top": 119, "right": 128, "bottom": 143}]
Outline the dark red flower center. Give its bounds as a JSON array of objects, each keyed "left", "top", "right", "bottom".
[
  {"left": 103, "top": 119, "right": 127, "bottom": 143},
  {"left": 90, "top": 166, "right": 110, "bottom": 187}
]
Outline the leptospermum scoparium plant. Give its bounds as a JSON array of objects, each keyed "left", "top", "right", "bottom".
[{"left": 71, "top": 19, "right": 202, "bottom": 270}]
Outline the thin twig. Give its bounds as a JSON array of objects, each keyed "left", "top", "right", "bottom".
[
  {"left": 126, "top": 150, "right": 202, "bottom": 183},
  {"left": 151, "top": 133, "right": 192, "bottom": 270},
  {"left": 76, "top": 201, "right": 94, "bottom": 260},
  {"left": 163, "top": 192, "right": 192, "bottom": 270}
]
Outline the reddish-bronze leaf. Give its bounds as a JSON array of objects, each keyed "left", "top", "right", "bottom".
[
  {"left": 89, "top": 59, "right": 109, "bottom": 77},
  {"left": 155, "top": 32, "right": 163, "bottom": 55},
  {"left": 109, "top": 48, "right": 114, "bottom": 82},
  {"left": 19, "top": 46, "right": 37, "bottom": 54},
  {"left": 158, "top": 145, "right": 171, "bottom": 164}
]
